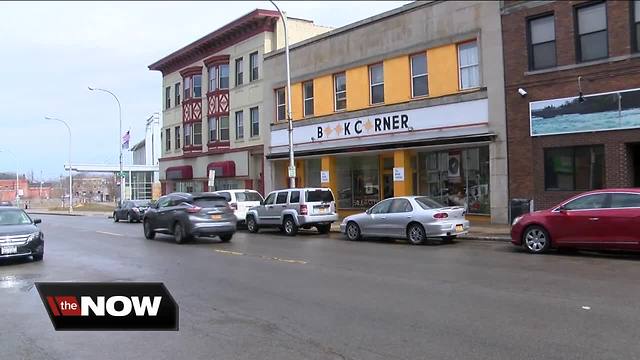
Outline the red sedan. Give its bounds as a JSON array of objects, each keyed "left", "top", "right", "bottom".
[{"left": 511, "top": 188, "right": 640, "bottom": 254}]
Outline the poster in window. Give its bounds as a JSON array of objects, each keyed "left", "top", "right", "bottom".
[{"left": 448, "top": 154, "right": 461, "bottom": 177}]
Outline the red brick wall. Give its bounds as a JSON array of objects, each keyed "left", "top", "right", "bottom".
[{"left": 502, "top": 0, "right": 640, "bottom": 210}]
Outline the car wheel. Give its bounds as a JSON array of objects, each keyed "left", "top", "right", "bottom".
[
  {"left": 113, "top": 212, "right": 119, "bottom": 222},
  {"left": 283, "top": 216, "right": 298, "bottom": 236},
  {"left": 523, "top": 225, "right": 550, "bottom": 254},
  {"left": 246, "top": 216, "right": 259, "bottom": 233},
  {"left": 219, "top": 233, "right": 233, "bottom": 242},
  {"left": 127, "top": 213, "right": 133, "bottom": 223},
  {"left": 441, "top": 236, "right": 455, "bottom": 243},
  {"left": 143, "top": 220, "right": 155, "bottom": 240},
  {"left": 407, "top": 223, "right": 426, "bottom": 245},
  {"left": 173, "top": 223, "right": 188, "bottom": 244},
  {"left": 346, "top": 222, "right": 361, "bottom": 241},
  {"left": 317, "top": 224, "right": 331, "bottom": 234},
  {"left": 32, "top": 253, "right": 44, "bottom": 261}
]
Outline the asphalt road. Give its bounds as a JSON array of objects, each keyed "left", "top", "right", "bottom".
[{"left": 1, "top": 215, "right": 640, "bottom": 360}]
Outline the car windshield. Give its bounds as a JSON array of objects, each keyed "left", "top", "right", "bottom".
[
  {"left": 0, "top": 209, "right": 32, "bottom": 225},
  {"left": 414, "top": 197, "right": 445, "bottom": 210},
  {"left": 193, "top": 197, "right": 228, "bottom": 208},
  {"left": 236, "top": 191, "right": 263, "bottom": 202},
  {"left": 132, "top": 200, "right": 151, "bottom": 207},
  {"left": 306, "top": 190, "right": 334, "bottom": 202}
]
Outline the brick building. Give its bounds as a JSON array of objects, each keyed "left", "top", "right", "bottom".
[{"left": 502, "top": 0, "right": 640, "bottom": 213}]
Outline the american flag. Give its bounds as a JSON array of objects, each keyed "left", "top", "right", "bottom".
[{"left": 122, "top": 130, "right": 130, "bottom": 150}]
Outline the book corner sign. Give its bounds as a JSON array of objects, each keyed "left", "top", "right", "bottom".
[{"left": 393, "top": 167, "right": 404, "bottom": 182}]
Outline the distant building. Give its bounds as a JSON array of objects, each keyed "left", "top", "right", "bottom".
[
  {"left": 149, "top": 9, "right": 331, "bottom": 195},
  {"left": 0, "top": 175, "right": 53, "bottom": 202}
]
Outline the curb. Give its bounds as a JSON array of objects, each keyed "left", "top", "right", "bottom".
[
  {"left": 26, "top": 211, "right": 110, "bottom": 218},
  {"left": 330, "top": 228, "right": 510, "bottom": 242}
]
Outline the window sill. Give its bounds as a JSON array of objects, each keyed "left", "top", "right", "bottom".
[{"left": 524, "top": 53, "right": 640, "bottom": 76}]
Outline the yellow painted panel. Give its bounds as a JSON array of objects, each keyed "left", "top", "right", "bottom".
[
  {"left": 320, "top": 156, "right": 337, "bottom": 196},
  {"left": 384, "top": 55, "right": 410, "bottom": 104},
  {"left": 346, "top": 66, "right": 368, "bottom": 111},
  {"left": 314, "top": 75, "right": 333, "bottom": 116},
  {"left": 393, "top": 150, "right": 414, "bottom": 196},
  {"left": 295, "top": 159, "right": 305, "bottom": 188},
  {"left": 290, "top": 82, "right": 303, "bottom": 120},
  {"left": 427, "top": 44, "right": 459, "bottom": 97}
]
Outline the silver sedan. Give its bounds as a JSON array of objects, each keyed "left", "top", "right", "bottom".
[{"left": 339, "top": 196, "right": 470, "bottom": 245}]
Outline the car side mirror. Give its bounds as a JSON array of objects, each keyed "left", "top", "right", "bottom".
[
  {"left": 33, "top": 218, "right": 42, "bottom": 224},
  {"left": 365, "top": 209, "right": 372, "bottom": 215},
  {"left": 557, "top": 205, "right": 567, "bottom": 213}
]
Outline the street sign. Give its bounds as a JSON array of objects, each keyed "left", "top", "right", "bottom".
[
  {"left": 288, "top": 166, "right": 296, "bottom": 178},
  {"left": 208, "top": 170, "right": 216, "bottom": 188}
]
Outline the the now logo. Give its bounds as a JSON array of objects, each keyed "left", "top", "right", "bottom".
[{"left": 36, "top": 282, "right": 178, "bottom": 331}]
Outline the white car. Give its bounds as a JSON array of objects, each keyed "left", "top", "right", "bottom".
[{"left": 214, "top": 189, "right": 264, "bottom": 225}]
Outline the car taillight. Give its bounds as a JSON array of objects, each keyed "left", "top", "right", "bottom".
[
  {"left": 132, "top": 207, "right": 139, "bottom": 212},
  {"left": 186, "top": 206, "right": 202, "bottom": 213},
  {"left": 229, "top": 203, "right": 238, "bottom": 210},
  {"left": 433, "top": 212, "right": 448, "bottom": 219},
  {"left": 300, "top": 204, "right": 308, "bottom": 215}
]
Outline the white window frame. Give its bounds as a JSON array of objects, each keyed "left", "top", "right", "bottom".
[
  {"left": 369, "top": 64, "right": 384, "bottom": 105},
  {"left": 250, "top": 106, "right": 259, "bottom": 137},
  {"left": 208, "top": 66, "right": 217, "bottom": 92},
  {"left": 303, "top": 80, "right": 314, "bottom": 117},
  {"left": 219, "top": 64, "right": 230, "bottom": 90},
  {"left": 334, "top": 73, "right": 347, "bottom": 111},
  {"left": 249, "top": 51, "right": 259, "bottom": 82},
  {"left": 184, "top": 123, "right": 192, "bottom": 146},
  {"left": 458, "top": 41, "right": 480, "bottom": 90},
  {"left": 219, "top": 115, "right": 230, "bottom": 141},
  {"left": 275, "top": 88, "right": 286, "bottom": 122},
  {"left": 410, "top": 53, "right": 428, "bottom": 98},
  {"left": 208, "top": 117, "right": 217, "bottom": 142},
  {"left": 193, "top": 121, "right": 202, "bottom": 145},
  {"left": 235, "top": 111, "right": 244, "bottom": 140},
  {"left": 235, "top": 57, "right": 243, "bottom": 87}
]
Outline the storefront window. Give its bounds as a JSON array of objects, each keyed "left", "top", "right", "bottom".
[
  {"left": 305, "top": 158, "right": 321, "bottom": 188},
  {"left": 417, "top": 146, "right": 490, "bottom": 215},
  {"left": 336, "top": 155, "right": 379, "bottom": 209},
  {"left": 175, "top": 181, "right": 203, "bottom": 193}
]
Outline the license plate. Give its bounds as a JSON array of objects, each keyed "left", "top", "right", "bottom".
[
  {"left": 1, "top": 246, "right": 17, "bottom": 255},
  {"left": 456, "top": 225, "right": 464, "bottom": 232},
  {"left": 211, "top": 214, "right": 222, "bottom": 220},
  {"left": 318, "top": 208, "right": 327, "bottom": 213}
]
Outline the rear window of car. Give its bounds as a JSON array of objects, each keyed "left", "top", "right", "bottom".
[
  {"left": 306, "top": 189, "right": 334, "bottom": 202},
  {"left": 236, "top": 191, "right": 263, "bottom": 202},
  {"left": 415, "top": 197, "right": 445, "bottom": 210},
  {"left": 216, "top": 192, "right": 232, "bottom": 201},
  {"left": 132, "top": 200, "right": 151, "bottom": 207},
  {"left": 193, "top": 197, "right": 228, "bottom": 208}
]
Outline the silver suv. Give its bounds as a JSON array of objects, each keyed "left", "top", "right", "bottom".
[{"left": 245, "top": 188, "right": 338, "bottom": 236}]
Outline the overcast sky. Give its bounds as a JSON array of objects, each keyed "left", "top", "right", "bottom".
[{"left": 0, "top": 1, "right": 411, "bottom": 180}]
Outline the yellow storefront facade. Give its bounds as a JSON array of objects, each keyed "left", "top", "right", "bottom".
[{"left": 263, "top": 1, "right": 508, "bottom": 223}]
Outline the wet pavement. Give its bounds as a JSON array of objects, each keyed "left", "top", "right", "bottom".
[{"left": 1, "top": 215, "right": 640, "bottom": 359}]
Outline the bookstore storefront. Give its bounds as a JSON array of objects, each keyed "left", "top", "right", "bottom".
[{"left": 269, "top": 98, "right": 495, "bottom": 217}]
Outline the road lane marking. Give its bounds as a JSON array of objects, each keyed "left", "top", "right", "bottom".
[
  {"left": 215, "top": 250, "right": 244, "bottom": 256},
  {"left": 95, "top": 231, "right": 124, "bottom": 237},
  {"left": 214, "top": 249, "right": 307, "bottom": 265}
]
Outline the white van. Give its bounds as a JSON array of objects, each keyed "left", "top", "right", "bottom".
[{"left": 214, "top": 189, "right": 264, "bottom": 225}]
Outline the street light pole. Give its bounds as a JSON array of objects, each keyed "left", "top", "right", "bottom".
[
  {"left": 89, "top": 87, "right": 124, "bottom": 204},
  {"left": 270, "top": 0, "right": 296, "bottom": 188},
  {"left": 0, "top": 149, "right": 19, "bottom": 207},
  {"left": 45, "top": 116, "right": 73, "bottom": 213}
]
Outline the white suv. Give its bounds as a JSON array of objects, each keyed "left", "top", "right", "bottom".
[
  {"left": 245, "top": 188, "right": 338, "bottom": 236},
  {"left": 214, "top": 189, "right": 264, "bottom": 225}
]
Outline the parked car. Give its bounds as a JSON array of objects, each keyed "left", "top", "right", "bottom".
[
  {"left": 0, "top": 201, "right": 13, "bottom": 206},
  {"left": 142, "top": 192, "right": 236, "bottom": 244},
  {"left": 0, "top": 207, "right": 44, "bottom": 261},
  {"left": 340, "top": 196, "right": 470, "bottom": 245},
  {"left": 113, "top": 200, "right": 152, "bottom": 223},
  {"left": 214, "top": 189, "right": 264, "bottom": 225},
  {"left": 245, "top": 188, "right": 338, "bottom": 236},
  {"left": 511, "top": 188, "right": 640, "bottom": 254}
]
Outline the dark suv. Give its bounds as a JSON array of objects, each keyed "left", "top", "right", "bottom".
[{"left": 142, "top": 192, "right": 236, "bottom": 244}]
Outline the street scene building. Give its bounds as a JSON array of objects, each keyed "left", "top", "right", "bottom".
[
  {"left": 502, "top": 0, "right": 640, "bottom": 211},
  {"left": 263, "top": 1, "right": 508, "bottom": 223},
  {"left": 149, "top": 10, "right": 331, "bottom": 195}
]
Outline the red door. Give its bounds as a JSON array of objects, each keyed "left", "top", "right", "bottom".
[
  {"left": 545, "top": 193, "right": 609, "bottom": 245},
  {"left": 599, "top": 193, "right": 640, "bottom": 248}
]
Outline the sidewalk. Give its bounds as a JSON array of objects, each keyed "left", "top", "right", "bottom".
[
  {"left": 330, "top": 221, "right": 510, "bottom": 241},
  {"left": 26, "top": 208, "right": 112, "bottom": 218}
]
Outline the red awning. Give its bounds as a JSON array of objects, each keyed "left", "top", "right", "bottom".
[
  {"left": 206, "top": 161, "right": 236, "bottom": 178},
  {"left": 166, "top": 166, "right": 193, "bottom": 180}
]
